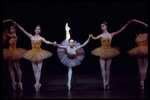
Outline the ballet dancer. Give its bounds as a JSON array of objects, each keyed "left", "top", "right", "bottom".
[
  {"left": 127, "top": 19, "right": 148, "bottom": 90},
  {"left": 11, "top": 20, "right": 56, "bottom": 92},
  {"left": 57, "top": 23, "right": 91, "bottom": 90},
  {"left": 3, "top": 19, "right": 27, "bottom": 90},
  {"left": 90, "top": 20, "right": 132, "bottom": 90}
]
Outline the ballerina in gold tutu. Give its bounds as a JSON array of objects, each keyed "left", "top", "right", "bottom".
[
  {"left": 11, "top": 20, "right": 57, "bottom": 92},
  {"left": 127, "top": 19, "right": 148, "bottom": 90},
  {"left": 90, "top": 20, "right": 132, "bottom": 90},
  {"left": 3, "top": 19, "right": 27, "bottom": 91}
]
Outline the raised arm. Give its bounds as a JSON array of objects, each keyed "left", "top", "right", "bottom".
[
  {"left": 3, "top": 19, "right": 12, "bottom": 23},
  {"left": 90, "top": 34, "right": 102, "bottom": 40},
  {"left": 12, "top": 20, "right": 33, "bottom": 38},
  {"left": 75, "top": 35, "right": 90, "bottom": 51},
  {"left": 132, "top": 19, "right": 148, "bottom": 28},
  {"left": 111, "top": 20, "right": 132, "bottom": 37}
]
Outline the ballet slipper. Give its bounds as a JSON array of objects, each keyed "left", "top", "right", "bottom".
[
  {"left": 34, "top": 83, "right": 38, "bottom": 92},
  {"left": 37, "top": 83, "right": 41, "bottom": 92},
  {"left": 12, "top": 81, "right": 17, "bottom": 90},
  {"left": 18, "top": 82, "right": 23, "bottom": 90},
  {"left": 105, "top": 81, "right": 109, "bottom": 90},
  {"left": 140, "top": 81, "right": 144, "bottom": 90},
  {"left": 106, "top": 83, "right": 109, "bottom": 90},
  {"left": 34, "top": 83, "right": 41, "bottom": 92},
  {"left": 67, "top": 82, "right": 71, "bottom": 91},
  {"left": 103, "top": 82, "right": 107, "bottom": 90}
]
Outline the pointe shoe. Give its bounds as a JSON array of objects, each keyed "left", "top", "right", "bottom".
[
  {"left": 106, "top": 83, "right": 109, "bottom": 90},
  {"left": 103, "top": 82, "right": 109, "bottom": 90},
  {"left": 34, "top": 83, "right": 41, "bottom": 92},
  {"left": 103, "top": 83, "right": 107, "bottom": 90},
  {"left": 38, "top": 83, "right": 41, "bottom": 92},
  {"left": 67, "top": 82, "right": 71, "bottom": 91},
  {"left": 140, "top": 82, "right": 144, "bottom": 91},
  {"left": 18, "top": 82, "right": 23, "bottom": 90},
  {"left": 12, "top": 82, "right": 17, "bottom": 90},
  {"left": 34, "top": 83, "right": 38, "bottom": 92}
]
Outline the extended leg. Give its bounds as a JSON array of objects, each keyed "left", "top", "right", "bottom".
[
  {"left": 100, "top": 58, "right": 106, "bottom": 90},
  {"left": 141, "top": 57, "right": 148, "bottom": 90},
  {"left": 106, "top": 58, "right": 112, "bottom": 89},
  {"left": 8, "top": 60, "right": 17, "bottom": 90},
  {"left": 36, "top": 61, "right": 43, "bottom": 92},
  {"left": 137, "top": 57, "right": 144, "bottom": 90},
  {"left": 67, "top": 67, "right": 72, "bottom": 90},
  {"left": 31, "top": 61, "right": 38, "bottom": 92},
  {"left": 14, "top": 60, "right": 23, "bottom": 90}
]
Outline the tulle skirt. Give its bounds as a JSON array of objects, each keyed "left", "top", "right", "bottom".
[
  {"left": 91, "top": 46, "right": 120, "bottom": 59},
  {"left": 127, "top": 46, "right": 148, "bottom": 57},
  {"left": 57, "top": 39, "right": 85, "bottom": 67},
  {"left": 23, "top": 48, "right": 52, "bottom": 62},
  {"left": 3, "top": 48, "right": 27, "bottom": 60}
]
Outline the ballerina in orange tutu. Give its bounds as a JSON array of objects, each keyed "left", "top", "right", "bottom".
[
  {"left": 127, "top": 19, "right": 148, "bottom": 90},
  {"left": 90, "top": 20, "right": 132, "bottom": 90},
  {"left": 3, "top": 19, "right": 27, "bottom": 91},
  {"left": 11, "top": 20, "right": 56, "bottom": 92}
]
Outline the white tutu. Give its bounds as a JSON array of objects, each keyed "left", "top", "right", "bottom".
[{"left": 57, "top": 39, "right": 85, "bottom": 67}]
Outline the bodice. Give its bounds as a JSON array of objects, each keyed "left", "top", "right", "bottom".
[
  {"left": 31, "top": 40, "right": 42, "bottom": 49},
  {"left": 101, "top": 38, "right": 112, "bottom": 48},
  {"left": 9, "top": 39, "right": 17, "bottom": 50},
  {"left": 135, "top": 40, "right": 148, "bottom": 46},
  {"left": 67, "top": 47, "right": 77, "bottom": 58}
]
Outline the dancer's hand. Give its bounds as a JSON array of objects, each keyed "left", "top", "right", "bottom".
[
  {"left": 128, "top": 19, "right": 132, "bottom": 25},
  {"left": 53, "top": 41, "right": 57, "bottom": 46},
  {"left": 89, "top": 34, "right": 93, "bottom": 38}
]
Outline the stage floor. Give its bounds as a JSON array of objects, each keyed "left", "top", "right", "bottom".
[{"left": 3, "top": 72, "right": 148, "bottom": 99}]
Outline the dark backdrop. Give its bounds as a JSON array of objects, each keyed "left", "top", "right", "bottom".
[{"left": 3, "top": 2, "right": 148, "bottom": 76}]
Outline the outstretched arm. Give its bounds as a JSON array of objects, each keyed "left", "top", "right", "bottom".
[
  {"left": 90, "top": 34, "right": 102, "bottom": 40},
  {"left": 132, "top": 19, "right": 148, "bottom": 28},
  {"left": 57, "top": 44, "right": 67, "bottom": 49},
  {"left": 12, "top": 20, "right": 33, "bottom": 38},
  {"left": 41, "top": 37, "right": 57, "bottom": 46},
  {"left": 111, "top": 20, "right": 132, "bottom": 37},
  {"left": 75, "top": 35, "right": 91, "bottom": 51}
]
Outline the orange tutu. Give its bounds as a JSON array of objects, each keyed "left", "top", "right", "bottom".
[
  {"left": 128, "top": 39, "right": 148, "bottom": 57},
  {"left": 3, "top": 48, "right": 27, "bottom": 60},
  {"left": 23, "top": 48, "right": 52, "bottom": 62},
  {"left": 91, "top": 46, "right": 120, "bottom": 59},
  {"left": 23, "top": 40, "right": 52, "bottom": 62},
  {"left": 127, "top": 46, "right": 148, "bottom": 57},
  {"left": 91, "top": 38, "right": 120, "bottom": 59},
  {"left": 3, "top": 49, "right": 11, "bottom": 60}
]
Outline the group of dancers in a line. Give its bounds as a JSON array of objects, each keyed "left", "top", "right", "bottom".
[{"left": 3, "top": 19, "right": 148, "bottom": 92}]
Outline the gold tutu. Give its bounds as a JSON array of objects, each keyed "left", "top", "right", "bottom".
[
  {"left": 3, "top": 39, "right": 27, "bottom": 61},
  {"left": 23, "top": 40, "right": 52, "bottom": 62},
  {"left": 91, "top": 46, "right": 120, "bottom": 59},
  {"left": 91, "top": 38, "right": 120, "bottom": 59},
  {"left": 127, "top": 40, "right": 148, "bottom": 57},
  {"left": 3, "top": 48, "right": 27, "bottom": 60}
]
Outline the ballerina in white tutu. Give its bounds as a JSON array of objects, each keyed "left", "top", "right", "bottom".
[{"left": 57, "top": 23, "right": 91, "bottom": 90}]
